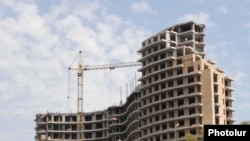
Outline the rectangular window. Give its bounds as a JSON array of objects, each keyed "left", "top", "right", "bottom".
[
  {"left": 177, "top": 88, "right": 183, "bottom": 96},
  {"left": 177, "top": 78, "right": 183, "bottom": 85},
  {"left": 188, "top": 66, "right": 194, "bottom": 73},
  {"left": 169, "top": 111, "right": 174, "bottom": 118},
  {"left": 169, "top": 101, "right": 174, "bottom": 108},
  {"left": 177, "top": 68, "right": 182, "bottom": 75},
  {"left": 178, "top": 110, "right": 184, "bottom": 117},
  {"left": 189, "top": 118, "right": 196, "bottom": 126},
  {"left": 189, "top": 108, "right": 196, "bottom": 115},
  {"left": 161, "top": 93, "right": 166, "bottom": 99},
  {"left": 178, "top": 99, "right": 184, "bottom": 107},
  {"left": 162, "top": 103, "right": 166, "bottom": 109},
  {"left": 162, "top": 113, "right": 167, "bottom": 120}
]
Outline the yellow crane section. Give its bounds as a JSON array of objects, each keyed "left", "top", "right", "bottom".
[{"left": 68, "top": 51, "right": 141, "bottom": 141}]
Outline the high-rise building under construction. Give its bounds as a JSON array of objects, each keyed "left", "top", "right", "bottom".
[{"left": 35, "top": 21, "right": 234, "bottom": 141}]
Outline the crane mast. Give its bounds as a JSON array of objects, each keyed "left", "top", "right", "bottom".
[
  {"left": 69, "top": 51, "right": 141, "bottom": 141},
  {"left": 77, "top": 51, "right": 84, "bottom": 140}
]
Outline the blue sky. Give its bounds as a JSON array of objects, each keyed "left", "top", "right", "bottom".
[{"left": 0, "top": 0, "right": 250, "bottom": 140}]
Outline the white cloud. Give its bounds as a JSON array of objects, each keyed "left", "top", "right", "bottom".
[
  {"left": 217, "top": 5, "right": 229, "bottom": 14},
  {"left": 131, "top": 0, "right": 156, "bottom": 14},
  {"left": 0, "top": 1, "right": 150, "bottom": 140},
  {"left": 178, "top": 12, "right": 215, "bottom": 27}
]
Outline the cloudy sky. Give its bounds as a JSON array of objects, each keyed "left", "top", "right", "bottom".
[{"left": 1, "top": 0, "right": 250, "bottom": 140}]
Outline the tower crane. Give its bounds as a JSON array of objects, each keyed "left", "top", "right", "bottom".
[{"left": 68, "top": 51, "right": 141, "bottom": 141}]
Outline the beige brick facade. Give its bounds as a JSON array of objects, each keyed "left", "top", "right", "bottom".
[{"left": 137, "top": 21, "right": 234, "bottom": 141}]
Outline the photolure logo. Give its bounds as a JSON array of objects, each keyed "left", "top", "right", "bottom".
[{"left": 204, "top": 125, "right": 250, "bottom": 140}]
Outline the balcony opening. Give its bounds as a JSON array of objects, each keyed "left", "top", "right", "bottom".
[
  {"left": 189, "top": 118, "right": 196, "bottom": 126},
  {"left": 167, "top": 60, "right": 173, "bottom": 67},
  {"left": 85, "top": 124, "right": 92, "bottom": 130},
  {"left": 168, "top": 112, "right": 174, "bottom": 118},
  {"left": 190, "top": 128, "right": 196, "bottom": 134},
  {"left": 168, "top": 81, "right": 173, "bottom": 87},
  {"left": 153, "top": 56, "right": 158, "bottom": 61},
  {"left": 155, "top": 115, "right": 160, "bottom": 121},
  {"left": 179, "top": 120, "right": 185, "bottom": 127},
  {"left": 177, "top": 78, "right": 183, "bottom": 85},
  {"left": 167, "top": 70, "right": 173, "bottom": 77},
  {"left": 168, "top": 91, "right": 174, "bottom": 97},
  {"left": 189, "top": 97, "right": 195, "bottom": 104},
  {"left": 96, "top": 114, "right": 103, "bottom": 120},
  {"left": 188, "top": 66, "right": 194, "bottom": 73},
  {"left": 161, "top": 73, "right": 166, "bottom": 79},
  {"left": 214, "top": 95, "right": 219, "bottom": 103},
  {"left": 177, "top": 88, "right": 183, "bottom": 96},
  {"left": 162, "top": 123, "right": 167, "bottom": 130},
  {"left": 65, "top": 116, "right": 71, "bottom": 122},
  {"left": 179, "top": 130, "right": 185, "bottom": 138},
  {"left": 154, "top": 75, "right": 158, "bottom": 81},
  {"left": 170, "top": 132, "right": 175, "bottom": 139},
  {"left": 178, "top": 110, "right": 184, "bottom": 117},
  {"left": 162, "top": 103, "right": 167, "bottom": 110},
  {"left": 96, "top": 131, "right": 103, "bottom": 138},
  {"left": 214, "top": 85, "right": 218, "bottom": 93},
  {"left": 72, "top": 125, "right": 77, "bottom": 130},
  {"left": 188, "top": 86, "right": 195, "bottom": 94},
  {"left": 180, "top": 24, "right": 192, "bottom": 32},
  {"left": 161, "top": 92, "right": 166, "bottom": 99},
  {"left": 177, "top": 68, "right": 183, "bottom": 75},
  {"left": 178, "top": 99, "right": 184, "bottom": 107},
  {"left": 162, "top": 113, "right": 167, "bottom": 120},
  {"left": 166, "top": 50, "right": 173, "bottom": 57},
  {"left": 215, "top": 117, "right": 220, "bottom": 124},
  {"left": 96, "top": 123, "right": 103, "bottom": 129},
  {"left": 155, "top": 95, "right": 159, "bottom": 101},
  {"left": 177, "top": 59, "right": 182, "bottom": 65},
  {"left": 160, "top": 53, "right": 166, "bottom": 59},
  {"left": 154, "top": 85, "right": 159, "bottom": 91},
  {"left": 148, "top": 39, "right": 151, "bottom": 44},
  {"left": 155, "top": 105, "right": 160, "bottom": 111},
  {"left": 85, "top": 115, "right": 92, "bottom": 121},
  {"left": 169, "top": 122, "right": 175, "bottom": 128},
  {"left": 169, "top": 101, "right": 174, "bottom": 108},
  {"left": 160, "top": 33, "right": 166, "bottom": 39},
  {"left": 177, "top": 49, "right": 183, "bottom": 57},
  {"left": 160, "top": 63, "right": 165, "bottom": 70},
  {"left": 153, "top": 36, "right": 158, "bottom": 42},
  {"left": 189, "top": 108, "right": 195, "bottom": 115},
  {"left": 213, "top": 73, "right": 218, "bottom": 82},
  {"left": 170, "top": 35, "right": 176, "bottom": 41},
  {"left": 160, "top": 44, "right": 166, "bottom": 49},
  {"left": 163, "top": 134, "right": 168, "bottom": 139},
  {"left": 215, "top": 106, "right": 219, "bottom": 114},
  {"left": 188, "top": 76, "right": 195, "bottom": 83},
  {"left": 156, "top": 125, "right": 160, "bottom": 131},
  {"left": 85, "top": 133, "right": 92, "bottom": 139}
]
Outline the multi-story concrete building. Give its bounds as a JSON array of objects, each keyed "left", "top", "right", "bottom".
[
  {"left": 35, "top": 90, "right": 141, "bottom": 141},
  {"left": 137, "top": 21, "right": 234, "bottom": 141},
  {"left": 35, "top": 21, "right": 234, "bottom": 141}
]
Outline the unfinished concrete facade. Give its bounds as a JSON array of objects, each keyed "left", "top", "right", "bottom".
[
  {"left": 137, "top": 21, "right": 234, "bottom": 141},
  {"left": 35, "top": 21, "right": 234, "bottom": 141},
  {"left": 34, "top": 91, "right": 141, "bottom": 141}
]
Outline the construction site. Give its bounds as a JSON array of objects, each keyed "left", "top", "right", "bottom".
[{"left": 34, "top": 21, "right": 234, "bottom": 141}]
